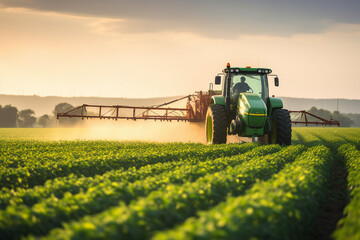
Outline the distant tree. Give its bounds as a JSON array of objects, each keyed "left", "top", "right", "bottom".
[
  {"left": 308, "top": 107, "right": 331, "bottom": 120},
  {"left": 346, "top": 113, "right": 360, "bottom": 127},
  {"left": 38, "top": 114, "right": 50, "bottom": 127},
  {"left": 333, "top": 111, "right": 353, "bottom": 127},
  {"left": 0, "top": 105, "right": 18, "bottom": 127},
  {"left": 18, "top": 109, "right": 36, "bottom": 128},
  {"left": 53, "top": 103, "right": 79, "bottom": 126},
  {"left": 53, "top": 103, "right": 74, "bottom": 116}
]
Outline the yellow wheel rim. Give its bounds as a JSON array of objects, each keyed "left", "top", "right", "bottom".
[{"left": 206, "top": 115, "right": 213, "bottom": 143}]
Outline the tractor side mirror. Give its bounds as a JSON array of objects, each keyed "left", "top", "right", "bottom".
[
  {"left": 215, "top": 76, "right": 221, "bottom": 85},
  {"left": 274, "top": 77, "right": 279, "bottom": 87}
]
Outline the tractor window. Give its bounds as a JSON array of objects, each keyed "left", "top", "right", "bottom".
[
  {"left": 231, "top": 74, "right": 262, "bottom": 96},
  {"left": 230, "top": 74, "right": 265, "bottom": 99}
]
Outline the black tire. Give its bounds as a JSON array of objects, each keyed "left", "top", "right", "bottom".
[
  {"left": 205, "top": 105, "right": 227, "bottom": 144},
  {"left": 268, "top": 108, "right": 292, "bottom": 145}
]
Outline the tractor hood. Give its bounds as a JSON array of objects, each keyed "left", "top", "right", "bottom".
[{"left": 238, "top": 93, "right": 267, "bottom": 128}]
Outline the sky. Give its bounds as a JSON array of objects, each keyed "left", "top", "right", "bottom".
[{"left": 0, "top": 0, "right": 360, "bottom": 99}]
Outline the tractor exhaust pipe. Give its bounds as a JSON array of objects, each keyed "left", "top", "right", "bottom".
[{"left": 225, "top": 62, "right": 231, "bottom": 115}]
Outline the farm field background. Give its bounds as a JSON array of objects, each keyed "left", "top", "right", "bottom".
[{"left": 0, "top": 127, "right": 359, "bottom": 239}]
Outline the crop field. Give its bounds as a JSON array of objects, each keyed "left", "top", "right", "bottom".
[{"left": 0, "top": 127, "right": 359, "bottom": 240}]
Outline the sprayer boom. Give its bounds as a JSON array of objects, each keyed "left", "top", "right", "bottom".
[{"left": 57, "top": 91, "right": 220, "bottom": 122}]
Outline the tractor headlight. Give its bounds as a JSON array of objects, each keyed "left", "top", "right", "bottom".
[
  {"left": 258, "top": 70, "right": 262, "bottom": 73},
  {"left": 265, "top": 70, "right": 268, "bottom": 73},
  {"left": 230, "top": 69, "right": 234, "bottom": 73},
  {"left": 235, "top": 69, "right": 239, "bottom": 73}
]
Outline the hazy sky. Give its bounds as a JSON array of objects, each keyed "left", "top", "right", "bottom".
[{"left": 1, "top": 0, "right": 360, "bottom": 99}]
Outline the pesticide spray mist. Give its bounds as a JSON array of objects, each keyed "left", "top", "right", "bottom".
[{"left": 56, "top": 119, "right": 207, "bottom": 143}]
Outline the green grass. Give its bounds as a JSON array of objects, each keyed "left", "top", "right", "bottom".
[{"left": 0, "top": 127, "right": 359, "bottom": 240}]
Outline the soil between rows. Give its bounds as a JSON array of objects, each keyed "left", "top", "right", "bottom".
[{"left": 313, "top": 155, "right": 349, "bottom": 240}]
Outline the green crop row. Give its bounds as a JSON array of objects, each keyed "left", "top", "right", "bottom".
[
  {"left": 35, "top": 145, "right": 305, "bottom": 240},
  {"left": 0, "top": 142, "right": 255, "bottom": 189},
  {"left": 0, "top": 143, "right": 257, "bottom": 209},
  {"left": 2, "top": 140, "right": 261, "bottom": 170},
  {"left": 0, "top": 141, "right": 170, "bottom": 169},
  {"left": 154, "top": 145, "right": 332, "bottom": 240},
  {"left": 0, "top": 144, "right": 277, "bottom": 239},
  {"left": 292, "top": 128, "right": 360, "bottom": 149},
  {"left": 333, "top": 144, "right": 360, "bottom": 240}
]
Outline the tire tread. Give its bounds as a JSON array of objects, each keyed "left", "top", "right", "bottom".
[{"left": 208, "top": 105, "right": 227, "bottom": 144}]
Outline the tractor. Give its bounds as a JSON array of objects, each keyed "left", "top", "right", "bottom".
[{"left": 205, "top": 63, "right": 292, "bottom": 145}]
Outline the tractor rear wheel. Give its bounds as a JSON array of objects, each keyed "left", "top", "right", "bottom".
[
  {"left": 268, "top": 108, "right": 292, "bottom": 145},
  {"left": 205, "top": 105, "right": 227, "bottom": 144}
]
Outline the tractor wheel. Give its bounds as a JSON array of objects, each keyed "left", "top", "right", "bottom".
[
  {"left": 205, "top": 105, "right": 227, "bottom": 144},
  {"left": 268, "top": 108, "right": 292, "bottom": 145}
]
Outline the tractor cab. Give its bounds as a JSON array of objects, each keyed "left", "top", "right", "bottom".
[{"left": 216, "top": 67, "right": 274, "bottom": 104}]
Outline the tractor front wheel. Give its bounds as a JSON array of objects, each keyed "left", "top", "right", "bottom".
[
  {"left": 268, "top": 108, "right": 292, "bottom": 145},
  {"left": 205, "top": 105, "right": 227, "bottom": 144}
]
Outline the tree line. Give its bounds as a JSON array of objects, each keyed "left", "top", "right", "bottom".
[{"left": 0, "top": 103, "right": 76, "bottom": 128}]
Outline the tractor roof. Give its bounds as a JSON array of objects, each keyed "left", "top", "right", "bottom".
[{"left": 223, "top": 67, "right": 272, "bottom": 74}]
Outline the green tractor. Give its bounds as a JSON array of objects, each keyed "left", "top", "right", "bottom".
[{"left": 206, "top": 63, "right": 291, "bottom": 145}]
